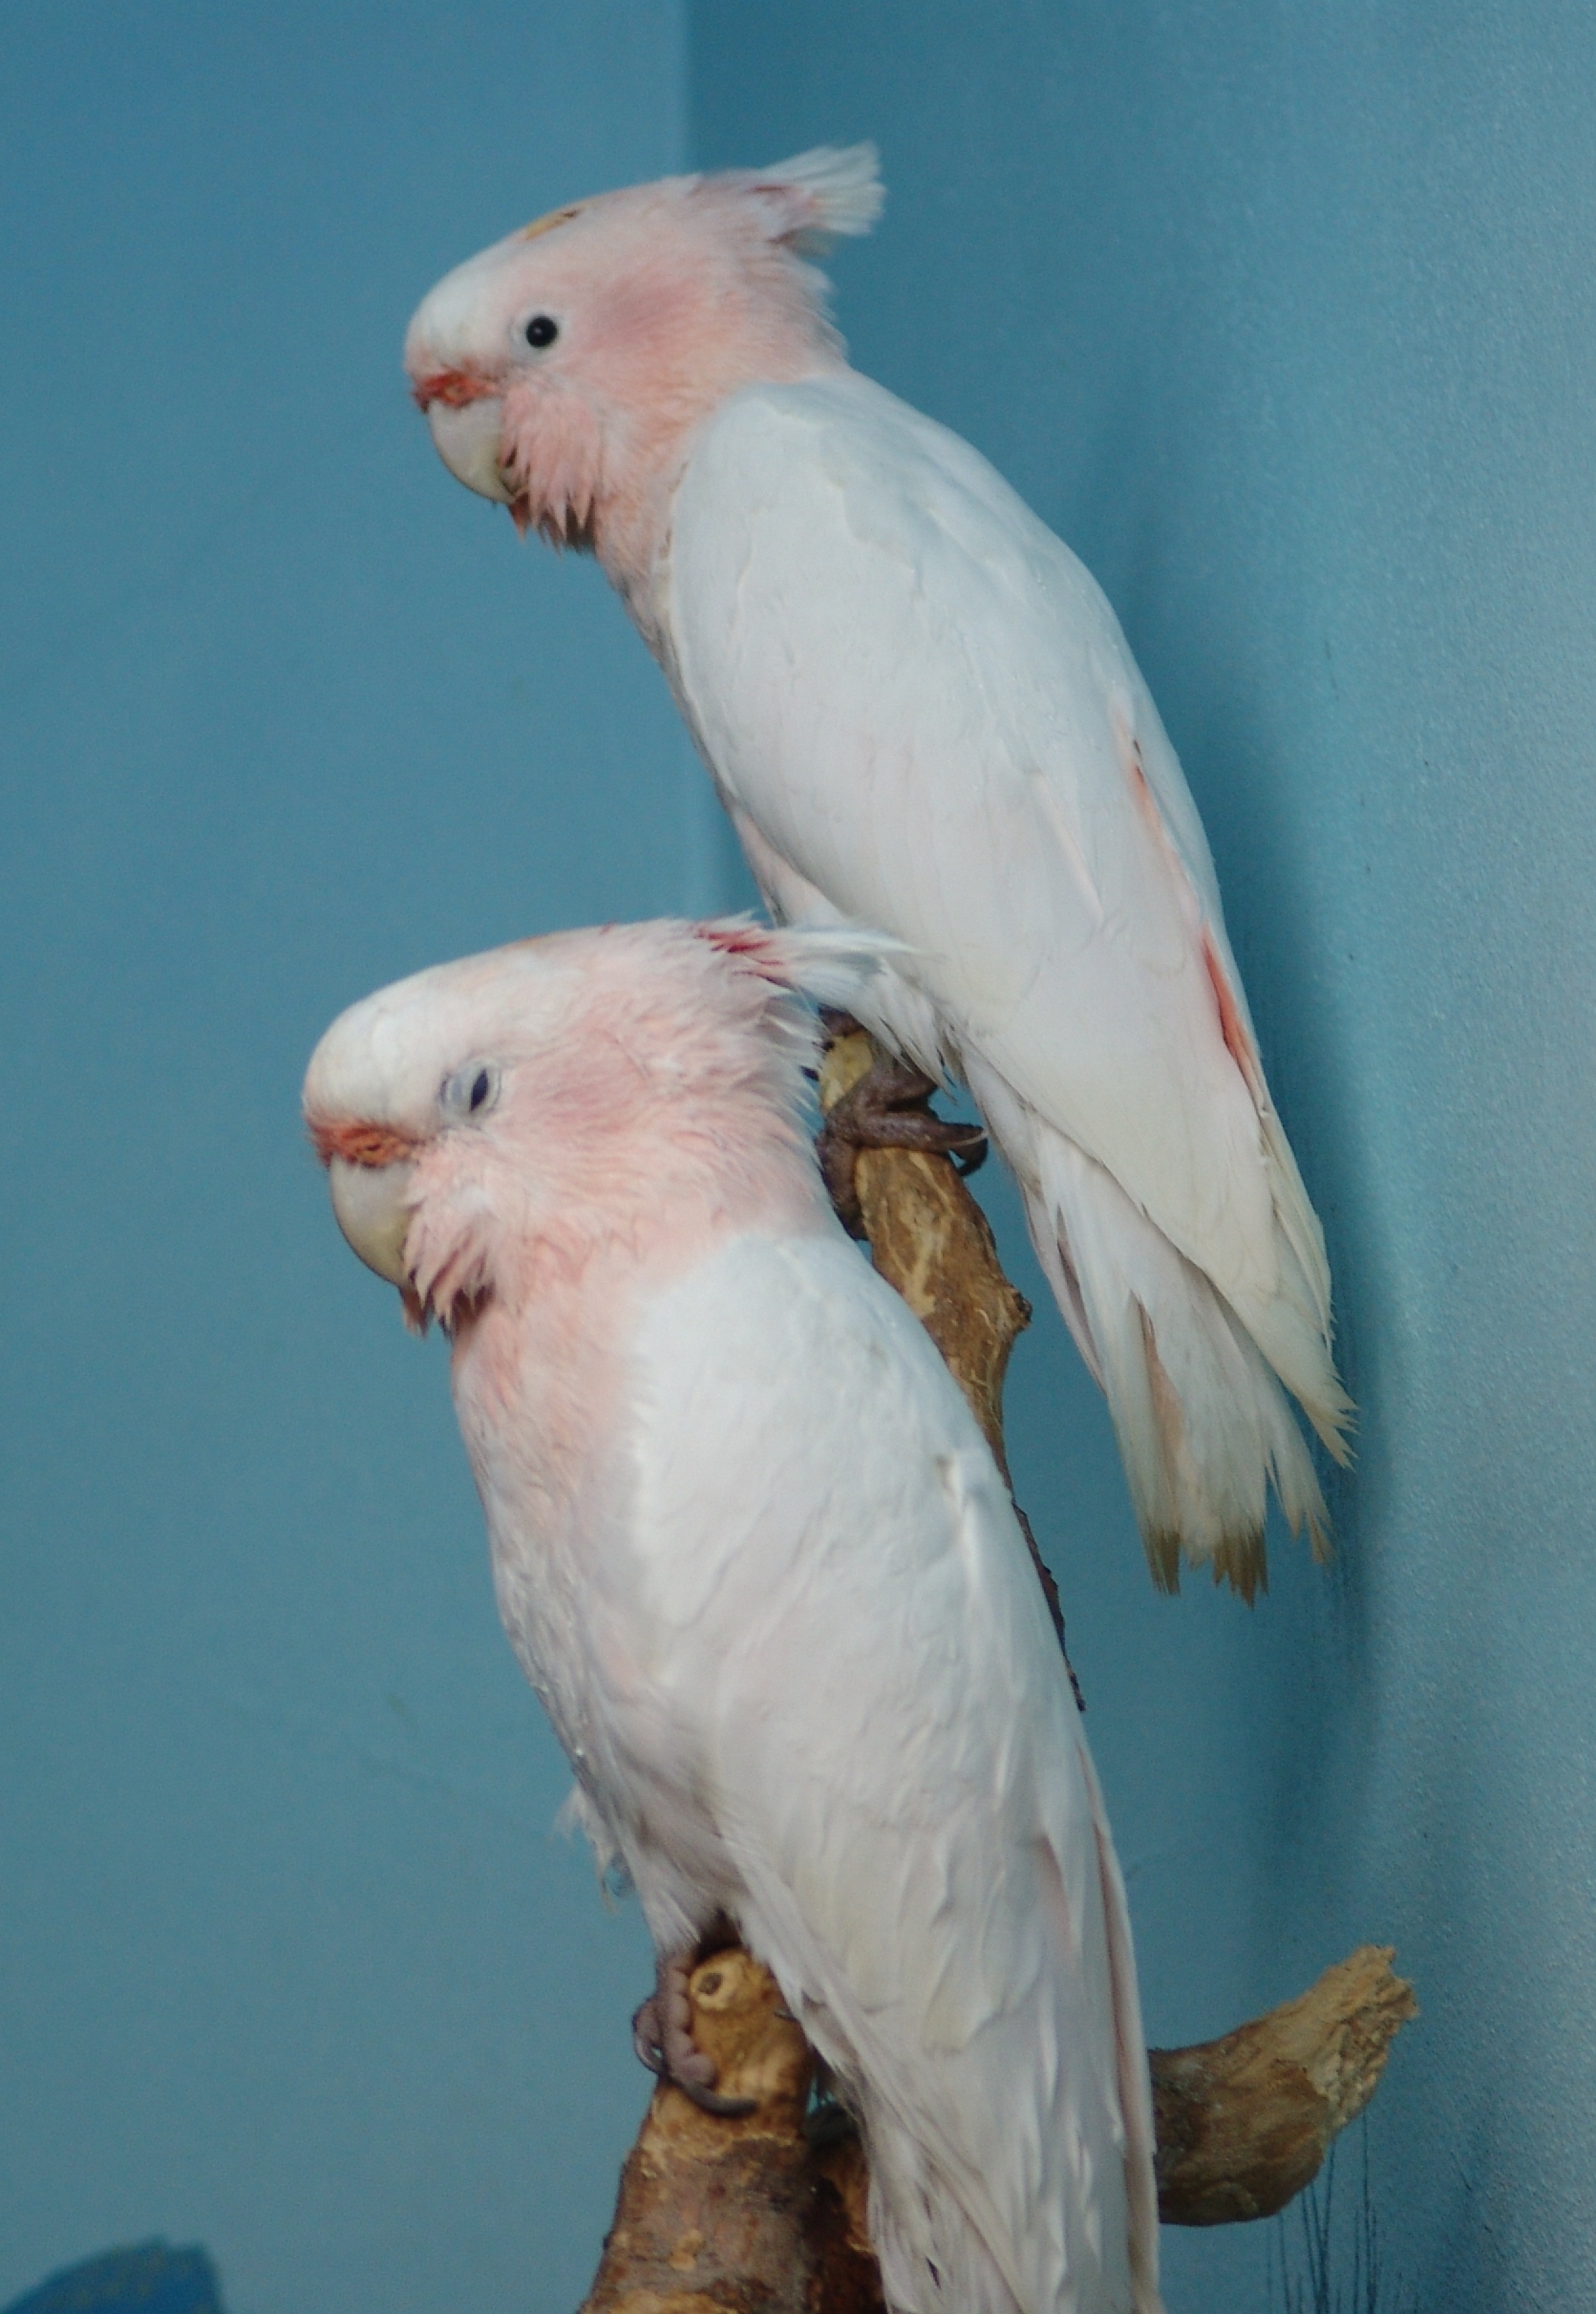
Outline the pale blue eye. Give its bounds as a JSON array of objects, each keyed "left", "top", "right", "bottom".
[{"left": 441, "top": 1061, "right": 500, "bottom": 1121}]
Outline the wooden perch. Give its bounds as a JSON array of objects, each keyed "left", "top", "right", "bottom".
[
  {"left": 581, "top": 1942, "right": 1417, "bottom": 2309},
  {"left": 1149, "top": 1942, "right": 1419, "bottom": 2224},
  {"left": 817, "top": 1027, "right": 1073, "bottom": 1666},
  {"left": 816, "top": 1028, "right": 1032, "bottom": 1476},
  {"left": 580, "top": 1946, "right": 883, "bottom": 2314},
  {"left": 578, "top": 1027, "right": 1415, "bottom": 2310}
]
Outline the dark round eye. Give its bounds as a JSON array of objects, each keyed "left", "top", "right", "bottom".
[
  {"left": 468, "top": 1068, "right": 493, "bottom": 1112},
  {"left": 523, "top": 313, "right": 559, "bottom": 350}
]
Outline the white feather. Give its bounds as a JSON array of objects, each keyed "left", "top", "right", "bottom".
[
  {"left": 663, "top": 373, "right": 1351, "bottom": 1585},
  {"left": 465, "top": 1228, "right": 1160, "bottom": 2314},
  {"left": 724, "top": 140, "right": 886, "bottom": 247},
  {"left": 698, "top": 910, "right": 907, "bottom": 1012}
]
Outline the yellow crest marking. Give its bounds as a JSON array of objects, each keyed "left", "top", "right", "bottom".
[{"left": 520, "top": 204, "right": 584, "bottom": 242}]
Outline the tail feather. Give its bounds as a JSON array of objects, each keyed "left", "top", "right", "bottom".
[
  {"left": 968, "top": 1058, "right": 1342, "bottom": 1596},
  {"left": 1239, "top": 1105, "right": 1354, "bottom": 1461}
]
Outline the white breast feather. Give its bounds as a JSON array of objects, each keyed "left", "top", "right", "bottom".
[{"left": 602, "top": 1232, "right": 1160, "bottom": 2314}]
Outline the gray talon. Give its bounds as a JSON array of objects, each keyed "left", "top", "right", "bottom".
[
  {"left": 632, "top": 1945, "right": 755, "bottom": 2118},
  {"left": 631, "top": 1992, "right": 667, "bottom": 2076},
  {"left": 818, "top": 1044, "right": 988, "bottom": 1235}
]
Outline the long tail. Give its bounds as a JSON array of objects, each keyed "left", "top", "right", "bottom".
[{"left": 967, "top": 1060, "right": 1351, "bottom": 1598}]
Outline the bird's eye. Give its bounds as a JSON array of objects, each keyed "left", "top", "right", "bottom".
[
  {"left": 441, "top": 1061, "right": 501, "bottom": 1121},
  {"left": 523, "top": 313, "right": 559, "bottom": 350}
]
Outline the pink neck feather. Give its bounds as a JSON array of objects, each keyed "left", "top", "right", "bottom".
[
  {"left": 433, "top": 999, "right": 834, "bottom": 1492},
  {"left": 495, "top": 196, "right": 849, "bottom": 599},
  {"left": 402, "top": 952, "right": 834, "bottom": 1347}
]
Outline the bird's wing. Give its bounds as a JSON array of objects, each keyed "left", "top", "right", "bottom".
[
  {"left": 618, "top": 1232, "right": 1160, "bottom": 2314},
  {"left": 667, "top": 375, "right": 1326, "bottom": 1335}
]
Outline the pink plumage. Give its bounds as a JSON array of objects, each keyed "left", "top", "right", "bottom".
[{"left": 304, "top": 918, "right": 1161, "bottom": 2314}]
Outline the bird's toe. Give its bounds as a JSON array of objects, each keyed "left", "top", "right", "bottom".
[{"left": 633, "top": 1947, "right": 757, "bottom": 2117}]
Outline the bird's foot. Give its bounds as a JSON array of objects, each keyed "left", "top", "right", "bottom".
[
  {"left": 817, "top": 1035, "right": 987, "bottom": 1238},
  {"left": 632, "top": 1942, "right": 757, "bottom": 2118}
]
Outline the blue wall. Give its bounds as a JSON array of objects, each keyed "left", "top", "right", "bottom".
[
  {"left": 9, "top": 7, "right": 1596, "bottom": 2312},
  {"left": 0, "top": 9, "right": 709, "bottom": 2310},
  {"left": 693, "top": 8, "right": 1596, "bottom": 2310}
]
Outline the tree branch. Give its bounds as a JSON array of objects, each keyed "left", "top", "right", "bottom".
[
  {"left": 1149, "top": 1942, "right": 1419, "bottom": 2224},
  {"left": 580, "top": 1944, "right": 1416, "bottom": 2307},
  {"left": 577, "top": 1028, "right": 1415, "bottom": 2309}
]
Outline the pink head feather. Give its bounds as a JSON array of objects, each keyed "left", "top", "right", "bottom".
[
  {"left": 404, "top": 146, "right": 883, "bottom": 587},
  {"left": 304, "top": 916, "right": 885, "bottom": 1336}
]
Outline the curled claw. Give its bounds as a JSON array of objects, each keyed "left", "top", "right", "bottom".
[
  {"left": 631, "top": 1949, "right": 757, "bottom": 2119},
  {"left": 818, "top": 1043, "right": 988, "bottom": 1236},
  {"left": 631, "top": 1991, "right": 668, "bottom": 2077},
  {"left": 673, "top": 2078, "right": 761, "bottom": 2118}
]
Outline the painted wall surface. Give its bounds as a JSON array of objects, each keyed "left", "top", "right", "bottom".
[
  {"left": 692, "top": 8, "right": 1596, "bottom": 2310},
  {"left": 0, "top": 10, "right": 712, "bottom": 2311}
]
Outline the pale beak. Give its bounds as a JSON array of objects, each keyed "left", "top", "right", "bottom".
[
  {"left": 329, "top": 1158, "right": 416, "bottom": 1287},
  {"left": 425, "top": 396, "right": 514, "bottom": 504}
]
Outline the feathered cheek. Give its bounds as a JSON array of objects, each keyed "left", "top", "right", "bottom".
[
  {"left": 404, "top": 1190, "right": 499, "bottom": 1338},
  {"left": 500, "top": 377, "right": 605, "bottom": 546}
]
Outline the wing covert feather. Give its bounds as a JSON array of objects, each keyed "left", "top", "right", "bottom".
[{"left": 668, "top": 376, "right": 1280, "bottom": 1313}]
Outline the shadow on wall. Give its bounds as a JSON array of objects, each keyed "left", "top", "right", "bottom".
[{"left": 2, "top": 2248, "right": 224, "bottom": 2314}]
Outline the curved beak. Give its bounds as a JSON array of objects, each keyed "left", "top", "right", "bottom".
[
  {"left": 329, "top": 1157, "right": 416, "bottom": 1287},
  {"left": 424, "top": 395, "right": 514, "bottom": 504}
]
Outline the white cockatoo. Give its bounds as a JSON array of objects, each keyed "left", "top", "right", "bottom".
[
  {"left": 304, "top": 918, "right": 1161, "bottom": 2314},
  {"left": 404, "top": 146, "right": 1351, "bottom": 1596}
]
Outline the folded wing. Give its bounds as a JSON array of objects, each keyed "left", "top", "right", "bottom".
[
  {"left": 666, "top": 379, "right": 1349, "bottom": 1581},
  {"left": 623, "top": 1234, "right": 1160, "bottom": 2313}
]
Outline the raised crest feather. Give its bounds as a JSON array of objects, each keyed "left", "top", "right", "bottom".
[
  {"left": 694, "top": 914, "right": 901, "bottom": 1009},
  {"left": 712, "top": 142, "right": 884, "bottom": 251}
]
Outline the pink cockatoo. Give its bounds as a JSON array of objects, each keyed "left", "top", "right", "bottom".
[
  {"left": 304, "top": 918, "right": 1161, "bottom": 2314},
  {"left": 402, "top": 145, "right": 1351, "bottom": 1596}
]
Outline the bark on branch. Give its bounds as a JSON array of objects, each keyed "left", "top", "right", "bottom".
[
  {"left": 1148, "top": 1942, "right": 1419, "bottom": 2225},
  {"left": 577, "top": 1029, "right": 1415, "bottom": 2309},
  {"left": 581, "top": 1942, "right": 1417, "bottom": 2311}
]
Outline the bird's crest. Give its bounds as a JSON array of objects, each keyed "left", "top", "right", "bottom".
[
  {"left": 705, "top": 143, "right": 884, "bottom": 253},
  {"left": 694, "top": 915, "right": 900, "bottom": 1011}
]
